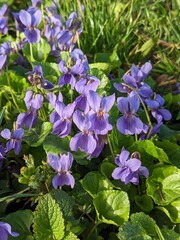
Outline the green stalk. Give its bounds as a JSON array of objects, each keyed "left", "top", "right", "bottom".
[
  {"left": 29, "top": 43, "right": 34, "bottom": 62},
  {"left": 108, "top": 134, "right": 115, "bottom": 161},
  {"left": 155, "top": 224, "right": 165, "bottom": 240},
  {"left": 84, "top": 220, "right": 100, "bottom": 240}
]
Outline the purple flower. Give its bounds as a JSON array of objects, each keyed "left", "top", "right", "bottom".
[
  {"left": 19, "top": 9, "right": 42, "bottom": 43},
  {"left": 0, "top": 41, "right": 11, "bottom": 70},
  {"left": 145, "top": 94, "right": 172, "bottom": 123},
  {"left": 31, "top": 0, "right": 42, "bottom": 8},
  {"left": 12, "top": 12, "right": 26, "bottom": 32},
  {"left": 74, "top": 76, "right": 100, "bottom": 114},
  {"left": 58, "top": 12, "right": 82, "bottom": 50},
  {"left": 116, "top": 91, "right": 144, "bottom": 135},
  {"left": 0, "top": 4, "right": 8, "bottom": 34},
  {"left": 0, "top": 222, "right": 19, "bottom": 239},
  {"left": 1, "top": 128, "right": 24, "bottom": 155},
  {"left": 27, "top": 65, "right": 54, "bottom": 89},
  {"left": 112, "top": 147, "right": 149, "bottom": 185},
  {"left": 131, "top": 62, "right": 152, "bottom": 82},
  {"left": 48, "top": 152, "right": 75, "bottom": 189},
  {"left": 50, "top": 101, "right": 75, "bottom": 138},
  {"left": 58, "top": 59, "right": 86, "bottom": 89},
  {"left": 70, "top": 110, "right": 97, "bottom": 154},
  {"left": 87, "top": 91, "right": 115, "bottom": 135},
  {"left": 16, "top": 90, "right": 44, "bottom": 130},
  {"left": 114, "top": 62, "right": 153, "bottom": 98}
]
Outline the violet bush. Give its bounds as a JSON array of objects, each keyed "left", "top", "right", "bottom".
[{"left": 0, "top": 1, "right": 179, "bottom": 239}]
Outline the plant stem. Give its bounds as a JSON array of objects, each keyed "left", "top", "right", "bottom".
[
  {"left": 84, "top": 221, "right": 100, "bottom": 240},
  {"left": 30, "top": 43, "right": 34, "bottom": 62},
  {"left": 155, "top": 224, "right": 165, "bottom": 240},
  {"left": 108, "top": 134, "right": 115, "bottom": 161}
]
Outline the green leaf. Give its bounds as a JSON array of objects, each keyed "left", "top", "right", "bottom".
[
  {"left": 93, "top": 190, "right": 129, "bottom": 226},
  {"left": 100, "top": 162, "right": 115, "bottom": 179},
  {"left": 130, "top": 212, "right": 157, "bottom": 237},
  {"left": 146, "top": 166, "right": 180, "bottom": 205},
  {"left": 117, "top": 212, "right": 158, "bottom": 240},
  {"left": 81, "top": 172, "right": 113, "bottom": 198},
  {"left": 118, "top": 222, "right": 151, "bottom": 240},
  {"left": 161, "top": 227, "right": 180, "bottom": 240},
  {"left": 50, "top": 189, "right": 76, "bottom": 222},
  {"left": 155, "top": 140, "right": 180, "bottom": 167},
  {"left": 4, "top": 210, "right": 33, "bottom": 240},
  {"left": 89, "top": 63, "right": 110, "bottom": 74},
  {"left": 23, "top": 121, "right": 52, "bottom": 147},
  {"left": 157, "top": 198, "right": 180, "bottom": 223},
  {"left": 63, "top": 232, "right": 79, "bottom": 240},
  {"left": 43, "top": 134, "right": 70, "bottom": 154},
  {"left": 23, "top": 39, "right": 51, "bottom": 63},
  {"left": 33, "top": 194, "right": 65, "bottom": 240},
  {"left": 137, "top": 38, "right": 155, "bottom": 58},
  {"left": 128, "top": 140, "right": 170, "bottom": 166},
  {"left": 135, "top": 194, "right": 154, "bottom": 212},
  {"left": 89, "top": 68, "right": 111, "bottom": 95}
]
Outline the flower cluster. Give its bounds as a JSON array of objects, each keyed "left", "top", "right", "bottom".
[
  {"left": 0, "top": 1, "right": 173, "bottom": 194},
  {"left": 114, "top": 62, "right": 172, "bottom": 137}
]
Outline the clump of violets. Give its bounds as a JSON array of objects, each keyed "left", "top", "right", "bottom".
[
  {"left": 48, "top": 152, "right": 75, "bottom": 189},
  {"left": 114, "top": 62, "right": 172, "bottom": 138},
  {"left": 0, "top": 128, "right": 24, "bottom": 155},
  {"left": 112, "top": 147, "right": 149, "bottom": 185},
  {"left": 0, "top": 222, "right": 19, "bottom": 239}
]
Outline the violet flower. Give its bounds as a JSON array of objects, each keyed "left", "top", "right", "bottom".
[
  {"left": 58, "top": 59, "right": 86, "bottom": 89},
  {"left": 0, "top": 222, "right": 19, "bottom": 239},
  {"left": 58, "top": 12, "right": 83, "bottom": 50},
  {"left": 114, "top": 62, "right": 153, "bottom": 98},
  {"left": 19, "top": 9, "right": 42, "bottom": 43},
  {"left": 0, "top": 4, "right": 8, "bottom": 34},
  {"left": 74, "top": 76, "right": 100, "bottom": 114},
  {"left": 116, "top": 91, "right": 144, "bottom": 135},
  {"left": 87, "top": 90, "right": 115, "bottom": 135},
  {"left": 0, "top": 41, "right": 11, "bottom": 70},
  {"left": 31, "top": 0, "right": 42, "bottom": 8},
  {"left": 70, "top": 110, "right": 97, "bottom": 154},
  {"left": 112, "top": 147, "right": 149, "bottom": 185},
  {"left": 27, "top": 65, "right": 54, "bottom": 89},
  {"left": 16, "top": 90, "right": 44, "bottom": 130},
  {"left": 50, "top": 101, "right": 75, "bottom": 138},
  {"left": 145, "top": 94, "right": 172, "bottom": 123},
  {"left": 48, "top": 152, "right": 75, "bottom": 189},
  {"left": 1, "top": 128, "right": 24, "bottom": 155},
  {"left": 12, "top": 12, "right": 26, "bottom": 32}
]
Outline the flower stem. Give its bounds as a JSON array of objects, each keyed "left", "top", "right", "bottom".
[
  {"left": 84, "top": 220, "right": 100, "bottom": 240},
  {"left": 30, "top": 43, "right": 34, "bottom": 62},
  {"left": 108, "top": 134, "right": 115, "bottom": 161}
]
